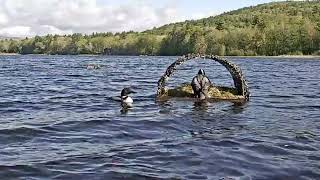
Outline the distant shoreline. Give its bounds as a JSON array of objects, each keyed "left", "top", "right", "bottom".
[
  {"left": 0, "top": 53, "right": 19, "bottom": 55},
  {"left": 0, "top": 53, "right": 319, "bottom": 58},
  {"left": 225, "top": 55, "right": 320, "bottom": 58}
]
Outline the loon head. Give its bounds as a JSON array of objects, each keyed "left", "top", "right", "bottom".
[
  {"left": 121, "top": 87, "right": 136, "bottom": 107},
  {"left": 198, "top": 69, "right": 205, "bottom": 75},
  {"left": 121, "top": 87, "right": 136, "bottom": 97}
]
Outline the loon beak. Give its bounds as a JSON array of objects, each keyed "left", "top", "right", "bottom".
[{"left": 129, "top": 90, "right": 137, "bottom": 94}]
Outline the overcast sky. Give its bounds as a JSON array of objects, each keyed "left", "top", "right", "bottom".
[{"left": 0, "top": 0, "right": 280, "bottom": 37}]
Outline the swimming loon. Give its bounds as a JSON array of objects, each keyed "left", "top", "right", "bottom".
[
  {"left": 191, "top": 69, "right": 212, "bottom": 100},
  {"left": 121, "top": 87, "right": 136, "bottom": 108},
  {"left": 86, "top": 64, "right": 101, "bottom": 70}
]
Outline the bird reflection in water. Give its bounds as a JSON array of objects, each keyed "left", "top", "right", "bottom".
[
  {"left": 193, "top": 100, "right": 210, "bottom": 112},
  {"left": 120, "top": 106, "right": 130, "bottom": 114}
]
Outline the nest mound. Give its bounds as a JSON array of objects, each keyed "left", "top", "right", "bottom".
[{"left": 165, "top": 83, "right": 243, "bottom": 100}]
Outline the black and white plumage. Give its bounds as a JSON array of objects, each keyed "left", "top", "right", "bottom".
[
  {"left": 191, "top": 69, "right": 211, "bottom": 100},
  {"left": 121, "top": 88, "right": 136, "bottom": 108}
]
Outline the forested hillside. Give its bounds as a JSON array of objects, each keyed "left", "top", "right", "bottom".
[{"left": 1, "top": 1, "right": 320, "bottom": 56}]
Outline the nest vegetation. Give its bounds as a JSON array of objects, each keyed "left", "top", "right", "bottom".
[{"left": 164, "top": 83, "right": 242, "bottom": 100}]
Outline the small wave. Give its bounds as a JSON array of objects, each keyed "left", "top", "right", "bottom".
[
  {"left": 303, "top": 95, "right": 320, "bottom": 99},
  {"left": 0, "top": 108, "right": 25, "bottom": 113},
  {"left": 0, "top": 100, "right": 29, "bottom": 107},
  {"left": 64, "top": 74, "right": 90, "bottom": 78},
  {"left": 0, "top": 164, "right": 47, "bottom": 177},
  {"left": 266, "top": 94, "right": 295, "bottom": 99},
  {"left": 280, "top": 142, "right": 318, "bottom": 151},
  {"left": 0, "top": 126, "right": 51, "bottom": 144},
  {"left": 0, "top": 126, "right": 50, "bottom": 136},
  {"left": 247, "top": 143, "right": 290, "bottom": 156}
]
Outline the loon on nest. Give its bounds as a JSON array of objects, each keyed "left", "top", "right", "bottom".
[
  {"left": 121, "top": 87, "right": 136, "bottom": 108},
  {"left": 191, "top": 69, "right": 212, "bottom": 100}
]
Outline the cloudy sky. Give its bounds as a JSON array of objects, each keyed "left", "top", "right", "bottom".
[{"left": 0, "top": 0, "right": 279, "bottom": 37}]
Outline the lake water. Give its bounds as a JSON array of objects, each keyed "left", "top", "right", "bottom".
[{"left": 0, "top": 55, "right": 319, "bottom": 180}]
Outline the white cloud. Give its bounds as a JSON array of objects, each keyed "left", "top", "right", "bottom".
[
  {"left": 0, "top": 25, "right": 73, "bottom": 37},
  {"left": 0, "top": 26, "right": 31, "bottom": 37},
  {"left": 0, "top": 0, "right": 184, "bottom": 37},
  {"left": 0, "top": 13, "right": 8, "bottom": 25}
]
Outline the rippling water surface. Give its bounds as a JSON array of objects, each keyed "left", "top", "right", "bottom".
[{"left": 0, "top": 55, "right": 319, "bottom": 180}]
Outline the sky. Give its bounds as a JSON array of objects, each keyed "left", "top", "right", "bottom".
[{"left": 0, "top": 0, "right": 281, "bottom": 37}]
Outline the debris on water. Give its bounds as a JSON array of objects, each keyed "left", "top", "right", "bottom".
[
  {"left": 301, "top": 130, "right": 316, "bottom": 137},
  {"left": 295, "top": 130, "right": 316, "bottom": 141},
  {"left": 220, "top": 176, "right": 252, "bottom": 180},
  {"left": 273, "top": 156, "right": 289, "bottom": 161},
  {"left": 86, "top": 64, "right": 101, "bottom": 70},
  {"left": 191, "top": 131, "right": 200, "bottom": 136}
]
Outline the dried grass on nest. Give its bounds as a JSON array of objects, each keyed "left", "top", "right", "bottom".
[{"left": 165, "top": 83, "right": 241, "bottom": 99}]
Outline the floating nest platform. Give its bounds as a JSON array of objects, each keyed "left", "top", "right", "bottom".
[{"left": 156, "top": 54, "right": 250, "bottom": 103}]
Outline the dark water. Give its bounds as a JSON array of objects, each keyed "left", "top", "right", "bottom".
[{"left": 0, "top": 55, "right": 319, "bottom": 180}]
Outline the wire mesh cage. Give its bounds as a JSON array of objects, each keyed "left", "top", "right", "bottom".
[{"left": 156, "top": 54, "right": 250, "bottom": 101}]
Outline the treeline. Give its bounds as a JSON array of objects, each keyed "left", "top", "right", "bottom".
[
  {"left": 0, "top": 1, "right": 320, "bottom": 56},
  {"left": 0, "top": 32, "right": 163, "bottom": 55}
]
